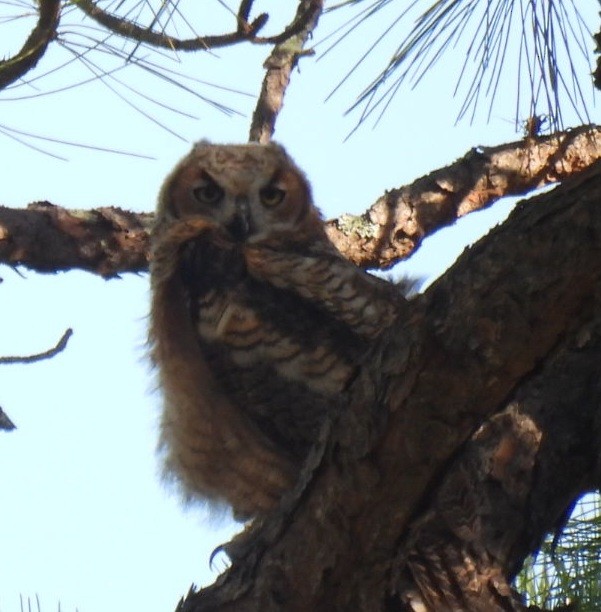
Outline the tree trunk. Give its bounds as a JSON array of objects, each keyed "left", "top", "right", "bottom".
[{"left": 175, "top": 161, "right": 601, "bottom": 611}]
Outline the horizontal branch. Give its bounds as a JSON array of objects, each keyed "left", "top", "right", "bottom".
[
  {"left": 72, "top": 0, "right": 266, "bottom": 50},
  {"left": 326, "top": 124, "right": 601, "bottom": 268},
  {"left": 2, "top": 127, "right": 600, "bottom": 277},
  {"left": 0, "top": 0, "right": 61, "bottom": 91},
  {"left": 0, "top": 203, "right": 152, "bottom": 277},
  {"left": 71, "top": 0, "right": 320, "bottom": 51}
]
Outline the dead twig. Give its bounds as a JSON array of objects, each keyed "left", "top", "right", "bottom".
[
  {"left": 0, "top": 407, "right": 16, "bottom": 431},
  {"left": 0, "top": 328, "right": 73, "bottom": 365}
]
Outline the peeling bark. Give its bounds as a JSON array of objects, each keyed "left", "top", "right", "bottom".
[
  {"left": 325, "top": 125, "right": 601, "bottom": 268},
  {"left": 0, "top": 203, "right": 152, "bottom": 278},
  {"left": 398, "top": 313, "right": 601, "bottom": 610}
]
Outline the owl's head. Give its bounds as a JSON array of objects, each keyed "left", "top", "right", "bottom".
[{"left": 156, "top": 141, "right": 325, "bottom": 244}]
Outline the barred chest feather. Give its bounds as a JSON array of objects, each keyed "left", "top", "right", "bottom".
[{"left": 177, "top": 236, "right": 366, "bottom": 459}]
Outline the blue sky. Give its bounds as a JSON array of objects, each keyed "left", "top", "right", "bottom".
[{"left": 0, "top": 2, "right": 597, "bottom": 611}]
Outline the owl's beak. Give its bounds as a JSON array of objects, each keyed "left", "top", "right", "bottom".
[{"left": 227, "top": 196, "right": 252, "bottom": 241}]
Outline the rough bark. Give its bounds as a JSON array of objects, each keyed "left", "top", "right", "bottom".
[
  {"left": 249, "top": 0, "right": 323, "bottom": 144},
  {"left": 0, "top": 203, "right": 153, "bottom": 277},
  {"left": 174, "top": 160, "right": 601, "bottom": 610},
  {"left": 325, "top": 125, "right": 601, "bottom": 268},
  {"left": 397, "top": 313, "right": 601, "bottom": 610},
  {"left": 2, "top": 127, "right": 600, "bottom": 277}
]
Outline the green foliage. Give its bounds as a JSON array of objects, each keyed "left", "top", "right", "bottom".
[{"left": 515, "top": 493, "right": 601, "bottom": 610}]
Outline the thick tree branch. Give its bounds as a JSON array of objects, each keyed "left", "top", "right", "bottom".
[
  {"left": 326, "top": 124, "right": 601, "bottom": 268},
  {"left": 2, "top": 128, "right": 600, "bottom": 277},
  {"left": 179, "top": 161, "right": 601, "bottom": 610},
  {"left": 396, "top": 311, "right": 601, "bottom": 609},
  {"left": 249, "top": 0, "right": 323, "bottom": 143},
  {"left": 0, "top": 203, "right": 152, "bottom": 278},
  {"left": 0, "top": 0, "right": 61, "bottom": 91}
]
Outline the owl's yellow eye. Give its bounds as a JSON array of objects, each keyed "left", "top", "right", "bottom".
[
  {"left": 193, "top": 179, "right": 224, "bottom": 206},
  {"left": 259, "top": 185, "right": 285, "bottom": 207}
]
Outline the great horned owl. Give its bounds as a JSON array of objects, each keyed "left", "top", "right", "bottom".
[{"left": 150, "top": 141, "right": 401, "bottom": 518}]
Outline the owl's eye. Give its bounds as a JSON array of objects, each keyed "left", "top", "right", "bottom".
[
  {"left": 193, "top": 179, "right": 224, "bottom": 206},
  {"left": 259, "top": 185, "right": 285, "bottom": 207}
]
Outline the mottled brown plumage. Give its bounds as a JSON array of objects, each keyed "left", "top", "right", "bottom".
[{"left": 150, "top": 141, "right": 401, "bottom": 518}]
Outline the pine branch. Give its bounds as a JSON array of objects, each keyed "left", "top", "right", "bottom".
[
  {"left": 71, "top": 0, "right": 323, "bottom": 52},
  {"left": 71, "top": 0, "right": 268, "bottom": 51},
  {"left": 0, "top": 203, "right": 153, "bottom": 278},
  {"left": 249, "top": 0, "right": 323, "bottom": 143},
  {"left": 1, "top": 127, "right": 600, "bottom": 276},
  {"left": 0, "top": 0, "right": 61, "bottom": 91},
  {"left": 326, "top": 125, "right": 601, "bottom": 268}
]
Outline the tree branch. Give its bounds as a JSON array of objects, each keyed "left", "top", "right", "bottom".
[
  {"left": 71, "top": 0, "right": 319, "bottom": 52},
  {"left": 71, "top": 0, "right": 268, "bottom": 50},
  {"left": 0, "top": 328, "right": 73, "bottom": 365},
  {"left": 249, "top": 0, "right": 323, "bottom": 143},
  {"left": 2, "top": 128, "right": 600, "bottom": 277},
  {"left": 251, "top": 0, "right": 324, "bottom": 46},
  {"left": 0, "top": 0, "right": 61, "bottom": 91},
  {"left": 0, "top": 202, "right": 153, "bottom": 278},
  {"left": 325, "top": 124, "right": 601, "bottom": 268},
  {"left": 0, "top": 327, "right": 74, "bottom": 433},
  {"left": 396, "top": 312, "right": 601, "bottom": 609}
]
